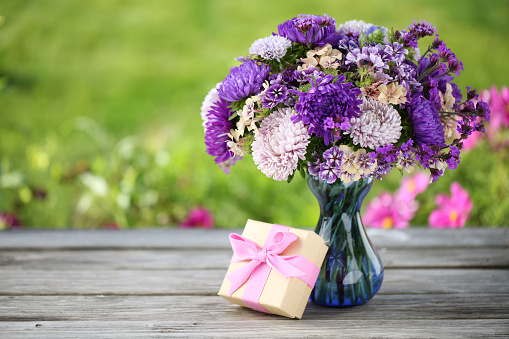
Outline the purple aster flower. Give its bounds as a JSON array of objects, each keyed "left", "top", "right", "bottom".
[
  {"left": 204, "top": 99, "right": 237, "bottom": 166},
  {"left": 277, "top": 14, "right": 341, "bottom": 47},
  {"left": 407, "top": 94, "right": 446, "bottom": 147},
  {"left": 217, "top": 60, "right": 270, "bottom": 102},
  {"left": 291, "top": 74, "right": 362, "bottom": 145}
]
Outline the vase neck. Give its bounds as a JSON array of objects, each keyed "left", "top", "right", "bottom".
[{"left": 307, "top": 175, "right": 373, "bottom": 245}]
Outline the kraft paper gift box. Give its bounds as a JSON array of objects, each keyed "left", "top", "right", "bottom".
[{"left": 218, "top": 219, "right": 328, "bottom": 319}]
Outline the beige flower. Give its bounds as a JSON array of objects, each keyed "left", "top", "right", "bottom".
[
  {"left": 319, "top": 55, "right": 340, "bottom": 69},
  {"left": 396, "top": 150, "right": 418, "bottom": 174},
  {"left": 300, "top": 44, "right": 342, "bottom": 70},
  {"left": 440, "top": 83, "right": 456, "bottom": 111},
  {"left": 227, "top": 130, "right": 249, "bottom": 157},
  {"left": 251, "top": 81, "right": 270, "bottom": 104},
  {"left": 354, "top": 149, "right": 377, "bottom": 176},
  {"left": 360, "top": 84, "right": 381, "bottom": 100},
  {"left": 226, "top": 139, "right": 248, "bottom": 157},
  {"left": 377, "top": 82, "right": 408, "bottom": 105},
  {"left": 338, "top": 145, "right": 360, "bottom": 174},
  {"left": 441, "top": 115, "right": 460, "bottom": 143}
]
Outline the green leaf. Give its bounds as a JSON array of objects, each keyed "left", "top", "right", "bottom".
[
  {"left": 299, "top": 164, "right": 306, "bottom": 179},
  {"left": 359, "top": 32, "right": 368, "bottom": 46},
  {"left": 227, "top": 112, "right": 238, "bottom": 121},
  {"left": 287, "top": 173, "right": 295, "bottom": 183}
]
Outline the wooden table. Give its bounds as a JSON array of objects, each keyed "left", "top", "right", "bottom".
[{"left": 1, "top": 228, "right": 508, "bottom": 338}]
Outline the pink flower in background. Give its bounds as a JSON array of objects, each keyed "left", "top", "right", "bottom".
[
  {"left": 103, "top": 222, "right": 120, "bottom": 230},
  {"left": 180, "top": 207, "right": 214, "bottom": 229},
  {"left": 398, "top": 172, "right": 430, "bottom": 200},
  {"left": 429, "top": 182, "right": 473, "bottom": 228},
  {"left": 0, "top": 212, "right": 22, "bottom": 230},
  {"left": 462, "top": 130, "right": 483, "bottom": 151},
  {"left": 480, "top": 86, "right": 509, "bottom": 138},
  {"left": 363, "top": 192, "right": 418, "bottom": 229},
  {"left": 364, "top": 172, "right": 429, "bottom": 229}
]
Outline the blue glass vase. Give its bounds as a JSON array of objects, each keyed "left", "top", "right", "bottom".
[{"left": 307, "top": 175, "right": 384, "bottom": 307}]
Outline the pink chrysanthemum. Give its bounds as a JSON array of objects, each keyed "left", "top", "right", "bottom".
[
  {"left": 252, "top": 108, "right": 310, "bottom": 181},
  {"left": 346, "top": 97, "right": 402, "bottom": 149}
]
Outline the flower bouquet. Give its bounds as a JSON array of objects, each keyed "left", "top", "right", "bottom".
[{"left": 201, "top": 14, "right": 489, "bottom": 307}]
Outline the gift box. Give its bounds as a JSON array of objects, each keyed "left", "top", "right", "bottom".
[{"left": 218, "top": 219, "right": 328, "bottom": 319}]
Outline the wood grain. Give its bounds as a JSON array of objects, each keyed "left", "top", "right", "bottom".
[
  {"left": 1, "top": 247, "right": 508, "bottom": 270},
  {"left": 1, "top": 228, "right": 507, "bottom": 249},
  {"left": 0, "top": 228, "right": 508, "bottom": 338}
]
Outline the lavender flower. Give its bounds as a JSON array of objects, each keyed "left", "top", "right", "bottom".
[
  {"left": 217, "top": 60, "right": 270, "bottom": 102},
  {"left": 291, "top": 74, "right": 362, "bottom": 145},
  {"left": 346, "top": 46, "right": 387, "bottom": 71},
  {"left": 400, "top": 20, "right": 437, "bottom": 47},
  {"left": 277, "top": 14, "right": 340, "bottom": 47},
  {"left": 249, "top": 35, "right": 292, "bottom": 61},
  {"left": 252, "top": 108, "right": 310, "bottom": 181},
  {"left": 346, "top": 97, "right": 402, "bottom": 149},
  {"left": 204, "top": 99, "right": 236, "bottom": 166}
]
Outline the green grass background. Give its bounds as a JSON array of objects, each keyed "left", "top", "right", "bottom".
[{"left": 1, "top": 0, "right": 508, "bottom": 228}]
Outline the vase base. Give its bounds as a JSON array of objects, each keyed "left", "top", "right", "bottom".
[{"left": 310, "top": 271, "right": 384, "bottom": 307}]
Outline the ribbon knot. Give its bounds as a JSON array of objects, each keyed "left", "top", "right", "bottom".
[
  {"left": 257, "top": 248, "right": 268, "bottom": 263},
  {"left": 226, "top": 231, "right": 308, "bottom": 296}
]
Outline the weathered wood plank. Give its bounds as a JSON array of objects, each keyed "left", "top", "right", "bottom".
[
  {"left": 1, "top": 294, "right": 508, "bottom": 321},
  {"left": 1, "top": 268, "right": 508, "bottom": 295},
  {"left": 1, "top": 319, "right": 508, "bottom": 338},
  {"left": 1, "top": 247, "right": 508, "bottom": 270},
  {"left": 0, "top": 228, "right": 507, "bottom": 249}
]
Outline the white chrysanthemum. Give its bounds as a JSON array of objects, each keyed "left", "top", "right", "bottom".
[
  {"left": 200, "top": 83, "right": 221, "bottom": 132},
  {"left": 249, "top": 36, "right": 292, "bottom": 62},
  {"left": 346, "top": 97, "right": 402, "bottom": 149},
  {"left": 252, "top": 108, "right": 310, "bottom": 181},
  {"left": 339, "top": 20, "right": 374, "bottom": 34}
]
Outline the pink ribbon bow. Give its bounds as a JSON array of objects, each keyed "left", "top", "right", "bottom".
[
  {"left": 225, "top": 226, "right": 320, "bottom": 314},
  {"left": 226, "top": 231, "right": 306, "bottom": 295}
]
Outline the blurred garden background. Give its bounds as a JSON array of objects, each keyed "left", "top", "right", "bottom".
[{"left": 1, "top": 0, "right": 508, "bottom": 229}]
